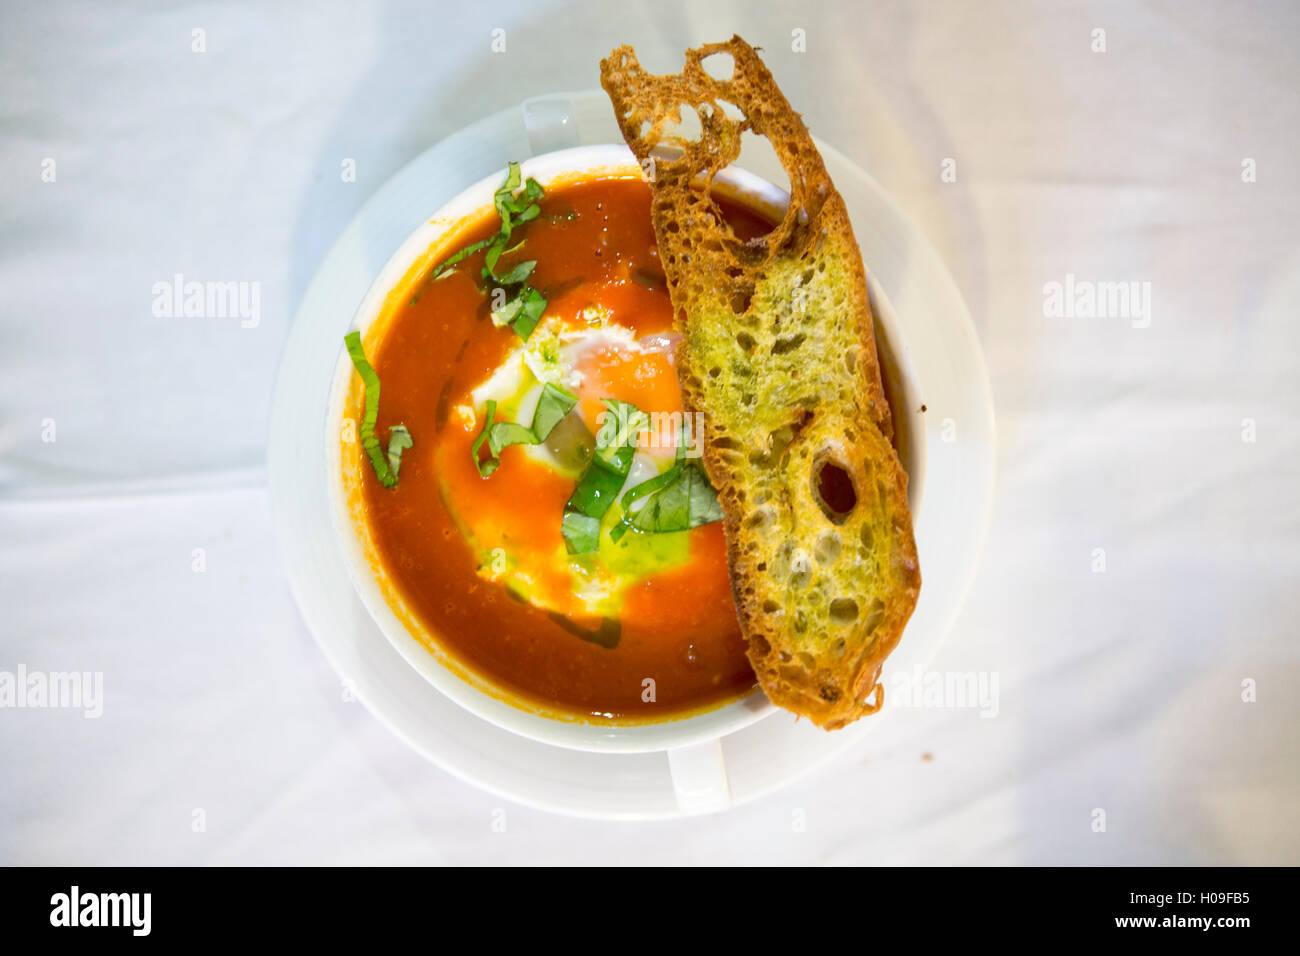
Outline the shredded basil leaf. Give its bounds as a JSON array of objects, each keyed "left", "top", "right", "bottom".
[
  {"left": 490, "top": 162, "right": 543, "bottom": 247},
  {"left": 560, "top": 511, "right": 604, "bottom": 556},
  {"left": 614, "top": 460, "right": 722, "bottom": 539},
  {"left": 385, "top": 424, "right": 413, "bottom": 479},
  {"left": 526, "top": 382, "right": 577, "bottom": 438},
  {"left": 470, "top": 400, "right": 500, "bottom": 477},
  {"left": 471, "top": 384, "right": 578, "bottom": 478},
  {"left": 562, "top": 399, "right": 646, "bottom": 554},
  {"left": 428, "top": 236, "right": 495, "bottom": 283},
  {"left": 610, "top": 426, "right": 723, "bottom": 542},
  {"left": 614, "top": 466, "right": 678, "bottom": 518},
  {"left": 567, "top": 459, "right": 627, "bottom": 517},
  {"left": 413, "top": 163, "right": 553, "bottom": 339},
  {"left": 496, "top": 171, "right": 543, "bottom": 222},
  {"left": 595, "top": 399, "right": 650, "bottom": 469},
  {"left": 487, "top": 259, "right": 537, "bottom": 286},
  {"left": 510, "top": 287, "right": 548, "bottom": 340},
  {"left": 479, "top": 164, "right": 550, "bottom": 339},
  {"left": 493, "top": 163, "right": 523, "bottom": 227},
  {"left": 491, "top": 285, "right": 547, "bottom": 336},
  {"left": 343, "top": 331, "right": 400, "bottom": 489},
  {"left": 483, "top": 240, "right": 506, "bottom": 277},
  {"left": 489, "top": 294, "right": 523, "bottom": 329}
]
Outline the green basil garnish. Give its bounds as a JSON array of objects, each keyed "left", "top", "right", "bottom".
[
  {"left": 612, "top": 460, "right": 722, "bottom": 539},
  {"left": 494, "top": 166, "right": 544, "bottom": 226},
  {"left": 426, "top": 236, "right": 496, "bottom": 284},
  {"left": 562, "top": 399, "right": 646, "bottom": 554},
  {"left": 415, "top": 163, "right": 557, "bottom": 340},
  {"left": 481, "top": 163, "right": 549, "bottom": 341},
  {"left": 609, "top": 427, "right": 723, "bottom": 542},
  {"left": 487, "top": 259, "right": 537, "bottom": 286},
  {"left": 471, "top": 384, "right": 578, "bottom": 478},
  {"left": 343, "top": 331, "right": 407, "bottom": 489},
  {"left": 492, "top": 285, "right": 548, "bottom": 340},
  {"left": 594, "top": 400, "right": 650, "bottom": 469},
  {"left": 560, "top": 510, "right": 604, "bottom": 556},
  {"left": 385, "top": 424, "right": 413, "bottom": 480},
  {"left": 470, "top": 399, "right": 499, "bottom": 476}
]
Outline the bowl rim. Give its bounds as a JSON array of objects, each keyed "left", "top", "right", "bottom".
[{"left": 324, "top": 143, "right": 925, "bottom": 754}]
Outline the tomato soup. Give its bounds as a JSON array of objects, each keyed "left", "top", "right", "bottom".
[{"left": 347, "top": 175, "right": 768, "bottom": 720}]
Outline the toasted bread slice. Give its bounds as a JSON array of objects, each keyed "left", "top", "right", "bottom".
[{"left": 600, "top": 36, "right": 920, "bottom": 729}]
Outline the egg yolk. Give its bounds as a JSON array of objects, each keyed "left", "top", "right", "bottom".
[{"left": 573, "top": 340, "right": 682, "bottom": 446}]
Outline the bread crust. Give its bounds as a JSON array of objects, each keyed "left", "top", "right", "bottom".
[{"left": 601, "top": 36, "right": 920, "bottom": 729}]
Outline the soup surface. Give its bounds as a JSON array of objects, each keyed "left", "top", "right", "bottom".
[{"left": 351, "top": 174, "right": 771, "bottom": 719}]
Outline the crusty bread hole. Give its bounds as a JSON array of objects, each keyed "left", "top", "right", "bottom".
[
  {"left": 716, "top": 98, "right": 745, "bottom": 122},
  {"left": 813, "top": 458, "right": 857, "bottom": 524},
  {"left": 813, "top": 529, "right": 842, "bottom": 564},
  {"left": 745, "top": 506, "right": 775, "bottom": 532},
  {"left": 701, "top": 51, "right": 735, "bottom": 81},
  {"left": 828, "top": 598, "right": 859, "bottom": 624},
  {"left": 771, "top": 332, "right": 806, "bottom": 355},
  {"left": 670, "top": 104, "right": 704, "bottom": 144},
  {"left": 737, "top": 128, "right": 791, "bottom": 200},
  {"left": 788, "top": 548, "right": 811, "bottom": 588},
  {"left": 731, "top": 286, "right": 754, "bottom": 314}
]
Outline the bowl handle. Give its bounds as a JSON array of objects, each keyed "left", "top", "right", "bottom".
[
  {"left": 522, "top": 94, "right": 582, "bottom": 155},
  {"left": 667, "top": 739, "right": 731, "bottom": 814}
]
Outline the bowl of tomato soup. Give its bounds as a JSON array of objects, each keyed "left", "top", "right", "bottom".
[{"left": 326, "top": 145, "right": 920, "bottom": 753}]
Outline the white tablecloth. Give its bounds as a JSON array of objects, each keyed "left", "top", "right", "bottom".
[{"left": 2, "top": 0, "right": 1297, "bottom": 864}]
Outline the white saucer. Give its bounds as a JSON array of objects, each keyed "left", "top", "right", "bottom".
[{"left": 269, "top": 90, "right": 995, "bottom": 820}]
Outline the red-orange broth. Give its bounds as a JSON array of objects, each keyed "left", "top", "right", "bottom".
[{"left": 352, "top": 175, "right": 772, "bottom": 719}]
